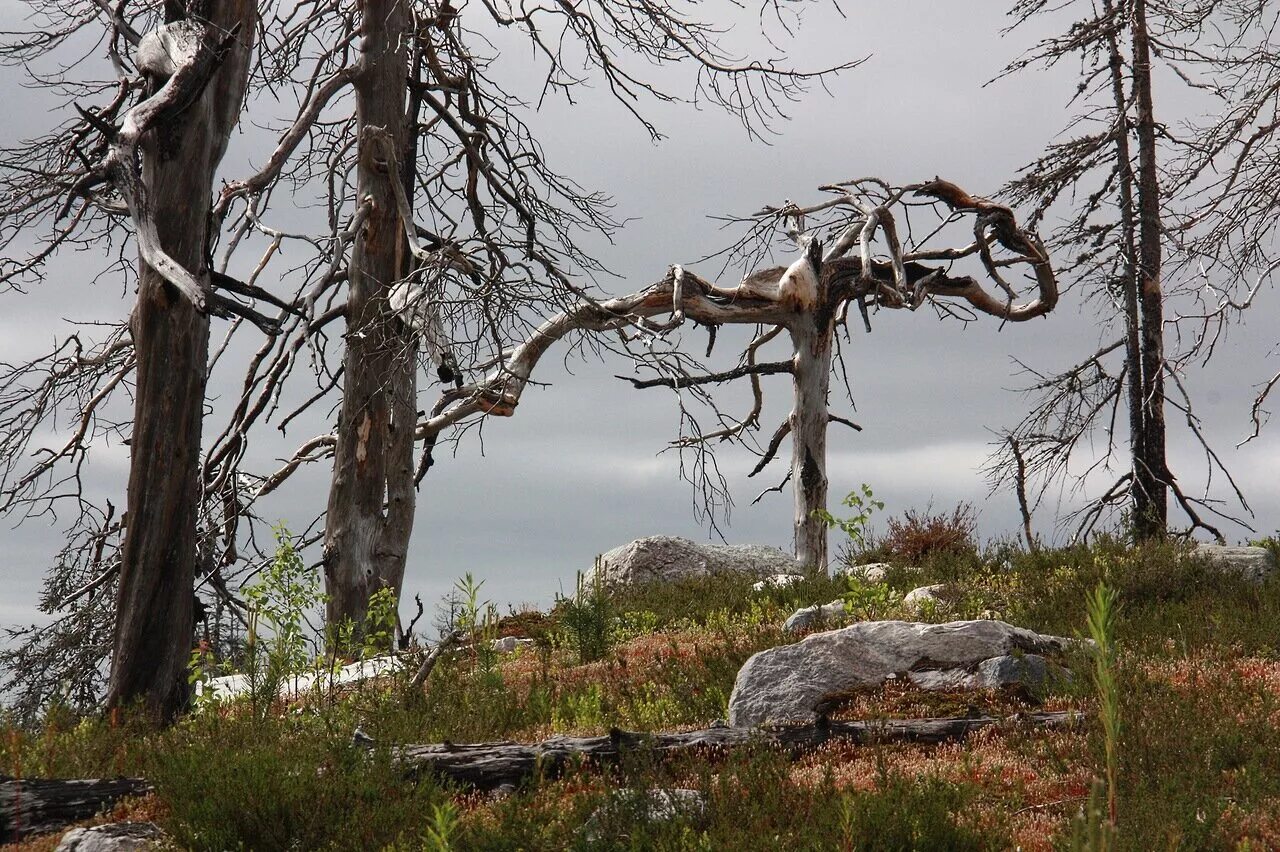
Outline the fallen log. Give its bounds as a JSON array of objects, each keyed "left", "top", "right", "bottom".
[
  {"left": 398, "top": 710, "right": 1082, "bottom": 791},
  {"left": 0, "top": 774, "right": 151, "bottom": 841},
  {"left": 0, "top": 711, "right": 1081, "bottom": 837}
]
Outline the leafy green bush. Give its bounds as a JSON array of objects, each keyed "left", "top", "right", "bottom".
[
  {"left": 238, "top": 524, "right": 328, "bottom": 715},
  {"left": 815, "top": 483, "right": 884, "bottom": 549},
  {"left": 842, "top": 577, "right": 903, "bottom": 620},
  {"left": 363, "top": 585, "right": 400, "bottom": 657}
]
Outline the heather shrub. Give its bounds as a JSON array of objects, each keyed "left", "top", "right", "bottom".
[{"left": 881, "top": 503, "right": 978, "bottom": 564}]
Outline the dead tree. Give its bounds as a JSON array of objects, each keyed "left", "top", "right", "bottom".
[
  {"left": 319, "top": 1, "right": 420, "bottom": 637},
  {"left": 0, "top": 0, "right": 257, "bottom": 718},
  {"left": 106, "top": 1, "right": 256, "bottom": 718},
  {"left": 1, "top": 0, "right": 860, "bottom": 712},
  {"left": 390, "top": 177, "right": 1058, "bottom": 570},
  {"left": 397, "top": 711, "right": 1080, "bottom": 791},
  {"left": 987, "top": 0, "right": 1258, "bottom": 543},
  {"left": 199, "top": 0, "right": 861, "bottom": 638}
]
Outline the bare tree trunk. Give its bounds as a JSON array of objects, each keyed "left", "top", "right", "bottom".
[
  {"left": 324, "top": 0, "right": 416, "bottom": 636},
  {"left": 107, "top": 1, "right": 256, "bottom": 719},
  {"left": 1131, "top": 0, "right": 1169, "bottom": 539},
  {"left": 1102, "top": 0, "right": 1152, "bottom": 536},
  {"left": 790, "top": 313, "right": 833, "bottom": 571}
]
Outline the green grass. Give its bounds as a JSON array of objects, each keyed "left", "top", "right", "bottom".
[{"left": 5, "top": 536, "right": 1280, "bottom": 850}]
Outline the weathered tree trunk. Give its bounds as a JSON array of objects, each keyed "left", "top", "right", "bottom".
[
  {"left": 789, "top": 310, "right": 834, "bottom": 571},
  {"left": 324, "top": 0, "right": 417, "bottom": 635},
  {"left": 108, "top": 1, "right": 256, "bottom": 719},
  {"left": 398, "top": 711, "right": 1080, "bottom": 791},
  {"left": 0, "top": 775, "right": 151, "bottom": 842},
  {"left": 1130, "top": 0, "right": 1169, "bottom": 539},
  {"left": 1101, "top": 0, "right": 1151, "bottom": 534}
]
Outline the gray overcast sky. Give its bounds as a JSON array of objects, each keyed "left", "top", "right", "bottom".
[{"left": 1, "top": 1, "right": 1277, "bottom": 627}]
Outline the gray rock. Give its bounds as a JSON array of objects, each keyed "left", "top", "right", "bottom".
[
  {"left": 975, "top": 653, "right": 1052, "bottom": 690},
  {"left": 906, "top": 668, "right": 978, "bottom": 690},
  {"left": 783, "top": 599, "right": 847, "bottom": 633},
  {"left": 57, "top": 823, "right": 165, "bottom": 852},
  {"left": 903, "top": 584, "right": 950, "bottom": 615},
  {"left": 351, "top": 725, "right": 375, "bottom": 749},
  {"left": 1191, "top": 544, "right": 1278, "bottom": 584},
  {"left": 591, "top": 536, "right": 802, "bottom": 586},
  {"left": 728, "top": 619, "right": 1080, "bottom": 727},
  {"left": 581, "top": 789, "right": 705, "bottom": 840},
  {"left": 837, "top": 562, "right": 891, "bottom": 584},
  {"left": 752, "top": 573, "right": 804, "bottom": 592},
  {"left": 491, "top": 636, "right": 536, "bottom": 654}
]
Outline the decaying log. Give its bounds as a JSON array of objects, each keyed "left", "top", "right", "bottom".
[
  {"left": 0, "top": 775, "right": 151, "bottom": 841},
  {"left": 397, "top": 710, "right": 1081, "bottom": 791},
  {"left": 0, "top": 711, "right": 1079, "bottom": 837}
]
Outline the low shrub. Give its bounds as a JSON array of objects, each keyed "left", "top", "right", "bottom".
[
  {"left": 881, "top": 502, "right": 979, "bottom": 564},
  {"left": 148, "top": 713, "right": 448, "bottom": 851}
]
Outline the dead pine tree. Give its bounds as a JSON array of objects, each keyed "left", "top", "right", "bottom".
[
  {"left": 989, "top": 0, "right": 1262, "bottom": 543},
  {"left": 319, "top": 0, "right": 420, "bottom": 638},
  {"left": 0, "top": 0, "right": 258, "bottom": 718},
  {"left": 201, "top": 0, "right": 862, "bottom": 642},
  {"left": 0, "top": 0, "right": 858, "bottom": 713},
  {"left": 397, "top": 177, "right": 1059, "bottom": 570},
  {"left": 108, "top": 1, "right": 256, "bottom": 718}
]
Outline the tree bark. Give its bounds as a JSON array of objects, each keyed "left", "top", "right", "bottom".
[
  {"left": 107, "top": 1, "right": 256, "bottom": 719},
  {"left": 324, "top": 0, "right": 417, "bottom": 637},
  {"left": 790, "top": 314, "right": 833, "bottom": 571},
  {"left": 1130, "top": 0, "right": 1169, "bottom": 539},
  {"left": 398, "top": 711, "right": 1080, "bottom": 791},
  {"left": 783, "top": 252, "right": 834, "bottom": 570},
  {"left": 1101, "top": 0, "right": 1151, "bottom": 534},
  {"left": 0, "top": 775, "right": 151, "bottom": 842}
]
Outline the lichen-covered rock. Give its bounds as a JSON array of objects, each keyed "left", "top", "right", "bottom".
[
  {"left": 56, "top": 822, "right": 165, "bottom": 852},
  {"left": 580, "top": 789, "right": 705, "bottom": 840},
  {"left": 782, "top": 600, "right": 847, "bottom": 634},
  {"left": 976, "top": 653, "right": 1053, "bottom": 690},
  {"left": 836, "top": 562, "right": 892, "bottom": 584},
  {"left": 905, "top": 652, "right": 1056, "bottom": 693},
  {"left": 590, "top": 536, "right": 802, "bottom": 586},
  {"left": 752, "top": 573, "right": 804, "bottom": 592},
  {"left": 903, "top": 584, "right": 951, "bottom": 615},
  {"left": 491, "top": 636, "right": 536, "bottom": 654},
  {"left": 905, "top": 668, "right": 978, "bottom": 691},
  {"left": 1190, "top": 544, "right": 1277, "bottom": 584},
  {"left": 728, "top": 620, "right": 1081, "bottom": 727}
]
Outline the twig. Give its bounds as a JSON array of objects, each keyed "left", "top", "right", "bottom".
[{"left": 408, "top": 629, "right": 465, "bottom": 691}]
